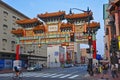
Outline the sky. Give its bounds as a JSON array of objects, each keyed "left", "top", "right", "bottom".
[{"left": 3, "top": 0, "right": 108, "bottom": 55}]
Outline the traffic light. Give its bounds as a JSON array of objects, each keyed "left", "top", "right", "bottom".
[
  {"left": 86, "top": 48, "right": 91, "bottom": 53},
  {"left": 111, "top": 38, "right": 119, "bottom": 52},
  {"left": 70, "top": 33, "right": 75, "bottom": 42},
  {"left": 88, "top": 36, "right": 92, "bottom": 45}
]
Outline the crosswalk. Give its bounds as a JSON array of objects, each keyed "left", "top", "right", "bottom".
[{"left": 0, "top": 72, "right": 80, "bottom": 79}]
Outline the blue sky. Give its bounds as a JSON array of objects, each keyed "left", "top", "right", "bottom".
[{"left": 3, "top": 0, "right": 108, "bottom": 55}]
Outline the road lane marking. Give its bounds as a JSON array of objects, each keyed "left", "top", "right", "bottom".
[
  {"left": 35, "top": 73, "right": 50, "bottom": 77},
  {"left": 59, "top": 74, "right": 71, "bottom": 78},
  {"left": 51, "top": 74, "right": 64, "bottom": 78},
  {"left": 42, "top": 73, "right": 56, "bottom": 77},
  {"left": 0, "top": 72, "right": 82, "bottom": 79},
  {"left": 68, "top": 75, "right": 79, "bottom": 79}
]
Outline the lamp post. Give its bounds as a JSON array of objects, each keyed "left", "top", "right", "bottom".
[{"left": 69, "top": 7, "right": 93, "bottom": 76}]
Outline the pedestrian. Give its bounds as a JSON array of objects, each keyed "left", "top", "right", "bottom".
[
  {"left": 101, "top": 63, "right": 109, "bottom": 80},
  {"left": 111, "top": 64, "right": 118, "bottom": 79},
  {"left": 87, "top": 64, "right": 91, "bottom": 74},
  {"left": 98, "top": 64, "right": 102, "bottom": 74},
  {"left": 25, "top": 63, "right": 27, "bottom": 69},
  {"left": 42, "top": 64, "right": 44, "bottom": 68},
  {"left": 95, "top": 63, "right": 99, "bottom": 74},
  {"left": 13, "top": 65, "right": 21, "bottom": 77},
  {"left": 99, "top": 64, "right": 102, "bottom": 73}
]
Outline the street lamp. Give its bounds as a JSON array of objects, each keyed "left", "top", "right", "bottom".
[
  {"left": 69, "top": 7, "right": 93, "bottom": 76},
  {"left": 70, "top": 7, "right": 91, "bottom": 14}
]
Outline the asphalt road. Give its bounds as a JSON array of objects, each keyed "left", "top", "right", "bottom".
[{"left": 0, "top": 65, "right": 91, "bottom": 80}]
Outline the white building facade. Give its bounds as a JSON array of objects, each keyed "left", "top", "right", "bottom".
[{"left": 47, "top": 45, "right": 65, "bottom": 68}]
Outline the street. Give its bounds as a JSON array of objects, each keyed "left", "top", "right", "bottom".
[{"left": 0, "top": 65, "right": 91, "bottom": 80}]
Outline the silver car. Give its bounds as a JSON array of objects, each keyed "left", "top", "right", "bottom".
[{"left": 27, "top": 64, "right": 43, "bottom": 71}]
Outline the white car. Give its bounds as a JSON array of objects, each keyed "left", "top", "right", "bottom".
[
  {"left": 27, "top": 66, "right": 36, "bottom": 71},
  {"left": 27, "top": 64, "right": 43, "bottom": 71}
]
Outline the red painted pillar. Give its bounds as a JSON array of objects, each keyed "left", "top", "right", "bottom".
[
  {"left": 16, "top": 44, "right": 20, "bottom": 60},
  {"left": 92, "top": 40, "right": 96, "bottom": 59},
  {"left": 92, "top": 34, "right": 96, "bottom": 59}
]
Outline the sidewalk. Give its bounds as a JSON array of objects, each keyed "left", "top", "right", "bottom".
[
  {"left": 0, "top": 69, "right": 27, "bottom": 74},
  {"left": 87, "top": 70, "right": 120, "bottom": 80},
  {"left": 0, "top": 69, "right": 13, "bottom": 74}
]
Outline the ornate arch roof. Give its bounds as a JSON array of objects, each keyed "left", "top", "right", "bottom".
[
  {"left": 37, "top": 11, "right": 65, "bottom": 18},
  {"left": 33, "top": 25, "right": 45, "bottom": 31},
  {"left": 16, "top": 18, "right": 41, "bottom": 24},
  {"left": 60, "top": 22, "right": 73, "bottom": 28},
  {"left": 65, "top": 12, "right": 93, "bottom": 19},
  {"left": 11, "top": 28, "right": 24, "bottom": 35},
  {"left": 87, "top": 22, "right": 100, "bottom": 28}
]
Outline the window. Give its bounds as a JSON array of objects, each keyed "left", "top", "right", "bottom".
[
  {"left": 3, "top": 11, "right": 8, "bottom": 15},
  {"left": 61, "top": 27, "right": 72, "bottom": 32},
  {"left": 12, "top": 16, "right": 16, "bottom": 19},
  {"left": 3, "top": 24, "right": 8, "bottom": 30},
  {"left": 11, "top": 41, "right": 15, "bottom": 51},
  {"left": 2, "top": 39, "right": 7, "bottom": 45},
  {"left": 12, "top": 16, "right": 16, "bottom": 22},
  {"left": 3, "top": 32, "right": 7, "bottom": 35},
  {"left": 3, "top": 11, "right": 8, "bottom": 18},
  {"left": 3, "top": 24, "right": 8, "bottom": 34},
  {"left": 12, "top": 28, "right": 16, "bottom": 30},
  {"left": 2, "top": 39, "right": 7, "bottom": 50},
  {"left": 17, "top": 18, "right": 20, "bottom": 20},
  {"left": 4, "top": 18, "right": 7, "bottom": 21},
  {"left": 13, "top": 23, "right": 16, "bottom": 26}
]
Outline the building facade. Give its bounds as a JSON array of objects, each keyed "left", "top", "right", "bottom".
[
  {"left": 104, "top": 0, "right": 120, "bottom": 61},
  {"left": 0, "top": 0, "right": 29, "bottom": 69},
  {"left": 47, "top": 45, "right": 65, "bottom": 68}
]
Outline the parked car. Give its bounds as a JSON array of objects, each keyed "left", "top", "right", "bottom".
[
  {"left": 27, "top": 64, "right": 43, "bottom": 71},
  {"left": 64, "top": 63, "right": 73, "bottom": 68},
  {"left": 27, "top": 66, "right": 35, "bottom": 71}
]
